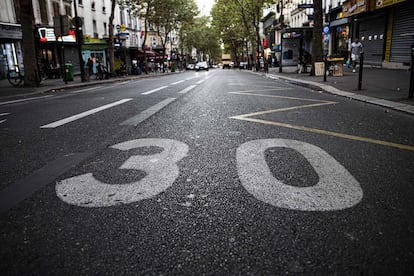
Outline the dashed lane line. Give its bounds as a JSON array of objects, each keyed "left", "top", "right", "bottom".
[
  {"left": 40, "top": 98, "right": 133, "bottom": 128},
  {"left": 178, "top": 85, "right": 197, "bottom": 94},
  {"left": 141, "top": 86, "right": 168, "bottom": 95},
  {"left": 171, "top": 80, "right": 185, "bottom": 85},
  {"left": 121, "top": 98, "right": 176, "bottom": 126}
]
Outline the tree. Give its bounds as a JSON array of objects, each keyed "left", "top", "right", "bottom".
[
  {"left": 19, "top": 0, "right": 40, "bottom": 87},
  {"left": 311, "top": 0, "right": 324, "bottom": 76},
  {"left": 108, "top": 0, "right": 117, "bottom": 76}
]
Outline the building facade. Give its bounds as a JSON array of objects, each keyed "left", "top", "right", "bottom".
[
  {"left": 269, "top": 0, "right": 412, "bottom": 68},
  {"left": 0, "top": 0, "right": 23, "bottom": 79}
]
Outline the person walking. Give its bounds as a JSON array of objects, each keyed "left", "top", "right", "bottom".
[{"left": 350, "top": 37, "right": 364, "bottom": 73}]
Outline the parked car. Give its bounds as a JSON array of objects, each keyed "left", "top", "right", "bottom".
[
  {"left": 186, "top": 64, "right": 195, "bottom": 70},
  {"left": 195, "top": 61, "right": 209, "bottom": 71},
  {"left": 239, "top": 61, "right": 248, "bottom": 70}
]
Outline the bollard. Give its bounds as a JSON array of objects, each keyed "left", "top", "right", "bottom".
[
  {"left": 323, "top": 56, "right": 327, "bottom": 82},
  {"left": 409, "top": 46, "right": 414, "bottom": 99},
  {"left": 358, "top": 52, "right": 364, "bottom": 91}
]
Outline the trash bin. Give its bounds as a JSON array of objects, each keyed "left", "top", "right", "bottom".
[{"left": 63, "top": 63, "right": 74, "bottom": 81}]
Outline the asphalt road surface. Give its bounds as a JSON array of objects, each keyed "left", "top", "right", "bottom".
[{"left": 1, "top": 69, "right": 414, "bottom": 274}]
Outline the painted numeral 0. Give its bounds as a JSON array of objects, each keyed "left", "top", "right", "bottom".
[
  {"left": 237, "top": 139, "right": 363, "bottom": 211},
  {"left": 56, "top": 139, "right": 188, "bottom": 207}
]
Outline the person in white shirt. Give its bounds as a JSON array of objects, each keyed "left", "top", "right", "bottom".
[{"left": 350, "top": 37, "right": 364, "bottom": 73}]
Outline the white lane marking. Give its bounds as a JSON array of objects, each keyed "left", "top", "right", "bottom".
[
  {"left": 0, "top": 95, "right": 54, "bottom": 106},
  {"left": 56, "top": 139, "right": 189, "bottom": 207},
  {"left": 40, "top": 98, "right": 133, "bottom": 128},
  {"left": 70, "top": 86, "right": 103, "bottom": 94},
  {"left": 0, "top": 113, "right": 10, "bottom": 124},
  {"left": 171, "top": 80, "right": 185, "bottom": 85},
  {"left": 237, "top": 139, "right": 363, "bottom": 211},
  {"left": 196, "top": 79, "right": 205, "bottom": 85},
  {"left": 178, "top": 85, "right": 197, "bottom": 94},
  {"left": 121, "top": 98, "right": 176, "bottom": 126},
  {"left": 141, "top": 85, "right": 168, "bottom": 95}
]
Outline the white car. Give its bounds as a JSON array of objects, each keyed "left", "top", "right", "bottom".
[
  {"left": 195, "top": 61, "right": 209, "bottom": 71},
  {"left": 186, "top": 64, "right": 195, "bottom": 70}
]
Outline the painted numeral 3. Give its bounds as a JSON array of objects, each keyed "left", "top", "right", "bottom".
[{"left": 56, "top": 139, "right": 188, "bottom": 207}]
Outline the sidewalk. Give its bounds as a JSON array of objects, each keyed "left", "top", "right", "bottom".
[
  {"left": 266, "top": 66, "right": 414, "bottom": 115},
  {"left": 0, "top": 70, "right": 180, "bottom": 100}
]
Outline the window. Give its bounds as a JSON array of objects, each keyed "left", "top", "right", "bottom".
[
  {"left": 65, "top": 5, "right": 71, "bottom": 16},
  {"left": 39, "top": 0, "right": 48, "bottom": 24},
  {"left": 78, "top": 0, "right": 83, "bottom": 5},
  {"left": 93, "top": 20, "right": 98, "bottom": 38},
  {"left": 91, "top": 1, "right": 95, "bottom": 10},
  {"left": 102, "top": 0, "right": 106, "bottom": 13},
  {"left": 103, "top": 22, "right": 107, "bottom": 35},
  {"left": 53, "top": 1, "right": 60, "bottom": 16}
]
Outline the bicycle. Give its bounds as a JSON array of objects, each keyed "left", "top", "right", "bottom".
[{"left": 7, "top": 64, "right": 24, "bottom": 87}]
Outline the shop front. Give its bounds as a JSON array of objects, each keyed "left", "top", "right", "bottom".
[
  {"left": 280, "top": 28, "right": 312, "bottom": 67},
  {"left": 387, "top": 0, "right": 412, "bottom": 67},
  {"left": 329, "top": 9, "right": 352, "bottom": 61},
  {"left": 0, "top": 23, "right": 23, "bottom": 80},
  {"left": 36, "top": 26, "right": 78, "bottom": 77},
  {"left": 82, "top": 37, "right": 108, "bottom": 75}
]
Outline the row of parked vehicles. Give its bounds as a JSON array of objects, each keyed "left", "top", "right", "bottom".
[{"left": 186, "top": 61, "right": 250, "bottom": 71}]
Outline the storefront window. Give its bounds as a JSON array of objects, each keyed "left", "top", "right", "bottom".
[{"left": 334, "top": 25, "right": 350, "bottom": 60}]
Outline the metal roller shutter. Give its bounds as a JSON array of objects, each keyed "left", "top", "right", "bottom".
[
  {"left": 390, "top": 2, "right": 414, "bottom": 65},
  {"left": 358, "top": 15, "right": 386, "bottom": 66}
]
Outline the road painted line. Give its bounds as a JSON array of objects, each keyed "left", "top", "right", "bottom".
[
  {"left": 41, "top": 98, "right": 133, "bottom": 128},
  {"left": 178, "top": 85, "right": 197, "bottom": 94},
  {"left": 171, "top": 80, "right": 185, "bottom": 85},
  {"left": 196, "top": 79, "right": 205, "bottom": 84},
  {"left": 228, "top": 88, "right": 293, "bottom": 94},
  {"left": 0, "top": 95, "right": 54, "bottom": 106},
  {"left": 0, "top": 113, "right": 10, "bottom": 117},
  {"left": 0, "top": 119, "right": 6, "bottom": 124},
  {"left": 121, "top": 98, "right": 176, "bottom": 126},
  {"left": 0, "top": 152, "right": 92, "bottom": 213},
  {"left": 229, "top": 91, "right": 331, "bottom": 102},
  {"left": 141, "top": 85, "right": 168, "bottom": 95},
  {"left": 231, "top": 115, "right": 414, "bottom": 152},
  {"left": 70, "top": 86, "right": 103, "bottom": 94}
]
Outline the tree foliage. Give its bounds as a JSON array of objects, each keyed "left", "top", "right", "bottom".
[{"left": 211, "top": 0, "right": 272, "bottom": 65}]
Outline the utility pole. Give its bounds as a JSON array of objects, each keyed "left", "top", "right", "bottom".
[{"left": 73, "top": 0, "right": 86, "bottom": 82}]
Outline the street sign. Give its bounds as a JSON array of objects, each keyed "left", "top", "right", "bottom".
[{"left": 120, "top": 24, "right": 127, "bottom": 32}]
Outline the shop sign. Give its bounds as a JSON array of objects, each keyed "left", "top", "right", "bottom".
[
  {"left": 0, "top": 23, "right": 22, "bottom": 40},
  {"left": 342, "top": 0, "right": 368, "bottom": 17},
  {"left": 282, "top": 32, "right": 302, "bottom": 39},
  {"left": 38, "top": 27, "right": 76, "bottom": 43},
  {"left": 372, "top": 0, "right": 406, "bottom": 10}
]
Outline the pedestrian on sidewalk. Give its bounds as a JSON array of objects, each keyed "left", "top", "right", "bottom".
[{"left": 350, "top": 37, "right": 364, "bottom": 73}]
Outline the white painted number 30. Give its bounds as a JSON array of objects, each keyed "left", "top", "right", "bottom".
[{"left": 56, "top": 138, "right": 363, "bottom": 211}]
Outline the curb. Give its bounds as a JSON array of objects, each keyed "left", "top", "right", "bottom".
[{"left": 265, "top": 73, "right": 414, "bottom": 116}]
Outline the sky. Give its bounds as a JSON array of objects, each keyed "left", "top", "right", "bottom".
[{"left": 195, "top": 0, "right": 215, "bottom": 16}]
